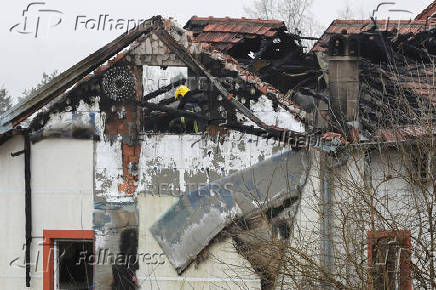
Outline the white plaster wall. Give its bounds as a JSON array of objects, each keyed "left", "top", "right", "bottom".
[
  {"left": 293, "top": 151, "right": 375, "bottom": 286},
  {"left": 369, "top": 150, "right": 433, "bottom": 285},
  {"left": 137, "top": 132, "right": 281, "bottom": 196},
  {"left": 137, "top": 195, "right": 261, "bottom": 290},
  {"left": 369, "top": 150, "right": 419, "bottom": 225},
  {"left": 293, "top": 150, "right": 321, "bottom": 246},
  {"left": 291, "top": 149, "right": 428, "bottom": 287},
  {"left": 136, "top": 133, "right": 298, "bottom": 289},
  {"left": 0, "top": 135, "right": 26, "bottom": 289},
  {"left": 331, "top": 150, "right": 418, "bottom": 242},
  {"left": 0, "top": 136, "right": 94, "bottom": 290}
]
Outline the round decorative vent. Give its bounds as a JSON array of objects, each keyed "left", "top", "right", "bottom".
[{"left": 102, "top": 66, "right": 136, "bottom": 101}]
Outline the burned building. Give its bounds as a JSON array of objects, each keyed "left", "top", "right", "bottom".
[
  {"left": 1, "top": 2, "right": 436, "bottom": 289},
  {"left": 0, "top": 16, "right": 316, "bottom": 290}
]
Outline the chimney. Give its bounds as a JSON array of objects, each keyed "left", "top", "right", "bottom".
[{"left": 328, "top": 33, "right": 360, "bottom": 140}]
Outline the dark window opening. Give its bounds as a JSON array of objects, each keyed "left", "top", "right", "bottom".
[
  {"left": 55, "top": 240, "right": 93, "bottom": 290},
  {"left": 141, "top": 89, "right": 213, "bottom": 134},
  {"left": 368, "top": 230, "right": 411, "bottom": 290},
  {"left": 411, "top": 149, "right": 435, "bottom": 182}
]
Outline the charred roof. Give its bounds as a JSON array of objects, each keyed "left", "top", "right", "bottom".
[
  {"left": 313, "top": 19, "right": 436, "bottom": 52},
  {"left": 416, "top": 0, "right": 436, "bottom": 20}
]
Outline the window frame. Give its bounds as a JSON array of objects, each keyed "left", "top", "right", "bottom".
[
  {"left": 43, "top": 230, "right": 94, "bottom": 290},
  {"left": 367, "top": 230, "right": 412, "bottom": 290}
]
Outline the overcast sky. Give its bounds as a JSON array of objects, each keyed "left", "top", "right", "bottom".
[{"left": 0, "top": 0, "right": 431, "bottom": 100}]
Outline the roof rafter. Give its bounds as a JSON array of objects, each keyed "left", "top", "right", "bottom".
[{"left": 0, "top": 16, "right": 160, "bottom": 135}]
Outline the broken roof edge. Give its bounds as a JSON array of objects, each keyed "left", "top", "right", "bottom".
[
  {"left": 311, "top": 19, "right": 339, "bottom": 52},
  {"left": 184, "top": 16, "right": 285, "bottom": 28},
  {"left": 153, "top": 27, "right": 307, "bottom": 134},
  {"left": 311, "top": 18, "right": 435, "bottom": 52},
  {"left": 206, "top": 49, "right": 306, "bottom": 120},
  {"left": 416, "top": 0, "right": 436, "bottom": 20},
  {"left": 0, "top": 16, "right": 163, "bottom": 135},
  {"left": 0, "top": 15, "right": 308, "bottom": 141}
]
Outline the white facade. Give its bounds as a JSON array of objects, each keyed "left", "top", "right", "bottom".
[{"left": 0, "top": 137, "right": 94, "bottom": 290}]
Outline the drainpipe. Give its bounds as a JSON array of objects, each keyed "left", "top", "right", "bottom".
[
  {"left": 320, "top": 152, "right": 349, "bottom": 289},
  {"left": 364, "top": 150, "right": 374, "bottom": 230},
  {"left": 320, "top": 152, "right": 333, "bottom": 287},
  {"left": 24, "top": 133, "right": 32, "bottom": 287},
  {"left": 319, "top": 31, "right": 360, "bottom": 288}
]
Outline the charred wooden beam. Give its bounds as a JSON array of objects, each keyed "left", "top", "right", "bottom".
[
  {"left": 11, "top": 150, "right": 25, "bottom": 157},
  {"left": 222, "top": 122, "right": 310, "bottom": 149},
  {"left": 0, "top": 17, "right": 159, "bottom": 135},
  {"left": 143, "top": 78, "right": 186, "bottom": 101},
  {"left": 154, "top": 28, "right": 282, "bottom": 133},
  {"left": 157, "top": 97, "right": 178, "bottom": 106},
  {"left": 138, "top": 101, "right": 210, "bottom": 121},
  {"left": 300, "top": 36, "right": 321, "bottom": 40},
  {"left": 223, "top": 122, "right": 272, "bottom": 138}
]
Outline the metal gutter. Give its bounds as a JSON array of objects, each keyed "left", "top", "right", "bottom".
[{"left": 320, "top": 151, "right": 350, "bottom": 289}]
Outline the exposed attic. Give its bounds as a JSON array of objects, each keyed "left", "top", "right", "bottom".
[
  {"left": 0, "top": 16, "right": 312, "bottom": 148},
  {"left": 185, "top": 16, "right": 322, "bottom": 95}
]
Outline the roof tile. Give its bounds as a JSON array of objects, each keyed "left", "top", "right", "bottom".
[
  {"left": 186, "top": 16, "right": 283, "bottom": 51},
  {"left": 312, "top": 19, "right": 436, "bottom": 52}
]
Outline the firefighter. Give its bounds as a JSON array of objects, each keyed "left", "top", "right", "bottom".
[{"left": 170, "top": 86, "right": 207, "bottom": 133}]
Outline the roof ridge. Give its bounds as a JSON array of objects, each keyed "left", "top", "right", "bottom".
[
  {"left": 188, "top": 16, "right": 284, "bottom": 26},
  {"left": 312, "top": 18, "right": 432, "bottom": 52},
  {"left": 0, "top": 15, "right": 303, "bottom": 139},
  {"left": 416, "top": 1, "right": 436, "bottom": 20},
  {"left": 0, "top": 16, "right": 163, "bottom": 135}
]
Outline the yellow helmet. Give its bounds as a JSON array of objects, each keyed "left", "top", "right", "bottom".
[{"left": 175, "top": 85, "right": 190, "bottom": 100}]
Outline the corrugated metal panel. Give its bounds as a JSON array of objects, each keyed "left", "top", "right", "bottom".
[{"left": 150, "top": 149, "right": 311, "bottom": 274}]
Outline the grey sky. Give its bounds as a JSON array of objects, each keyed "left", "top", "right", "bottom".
[{"left": 0, "top": 0, "right": 431, "bottom": 99}]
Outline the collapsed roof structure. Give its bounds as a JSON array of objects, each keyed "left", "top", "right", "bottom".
[
  {"left": 0, "top": 16, "right": 313, "bottom": 145},
  {"left": 0, "top": 15, "right": 317, "bottom": 288},
  {"left": 186, "top": 16, "right": 321, "bottom": 99},
  {"left": 2, "top": 1, "right": 436, "bottom": 287},
  {"left": 312, "top": 16, "right": 436, "bottom": 141}
]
